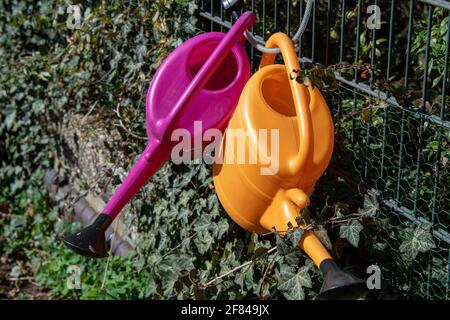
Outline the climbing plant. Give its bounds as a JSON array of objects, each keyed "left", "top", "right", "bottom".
[{"left": 0, "top": 0, "right": 447, "bottom": 300}]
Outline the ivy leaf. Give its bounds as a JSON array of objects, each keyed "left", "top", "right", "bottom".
[
  {"left": 399, "top": 224, "right": 436, "bottom": 260},
  {"left": 278, "top": 266, "right": 312, "bottom": 300},
  {"left": 5, "top": 107, "right": 16, "bottom": 130},
  {"left": 286, "top": 228, "right": 304, "bottom": 247},
  {"left": 296, "top": 266, "right": 312, "bottom": 288},
  {"left": 144, "top": 278, "right": 157, "bottom": 298},
  {"left": 194, "top": 231, "right": 214, "bottom": 255},
  {"left": 297, "top": 207, "right": 311, "bottom": 225},
  {"left": 284, "top": 251, "right": 301, "bottom": 266},
  {"left": 358, "top": 194, "right": 379, "bottom": 217},
  {"left": 251, "top": 247, "right": 269, "bottom": 260},
  {"left": 275, "top": 233, "right": 291, "bottom": 256},
  {"left": 193, "top": 215, "right": 210, "bottom": 232},
  {"left": 234, "top": 265, "right": 254, "bottom": 291},
  {"left": 339, "top": 220, "right": 364, "bottom": 247},
  {"left": 314, "top": 225, "right": 332, "bottom": 250},
  {"left": 215, "top": 218, "right": 229, "bottom": 238},
  {"left": 10, "top": 265, "right": 22, "bottom": 278}
]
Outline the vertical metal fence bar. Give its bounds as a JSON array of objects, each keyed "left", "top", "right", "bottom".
[
  {"left": 396, "top": 0, "right": 415, "bottom": 203},
  {"left": 395, "top": 112, "right": 406, "bottom": 202},
  {"left": 415, "top": 6, "right": 435, "bottom": 299},
  {"left": 351, "top": 0, "right": 363, "bottom": 148},
  {"left": 299, "top": 0, "right": 303, "bottom": 58},
  {"left": 369, "top": 0, "right": 377, "bottom": 87},
  {"left": 210, "top": 0, "right": 214, "bottom": 31},
  {"left": 312, "top": 0, "right": 316, "bottom": 62},
  {"left": 404, "top": 0, "right": 415, "bottom": 88},
  {"left": 363, "top": 0, "right": 378, "bottom": 182},
  {"left": 351, "top": 95, "right": 357, "bottom": 147},
  {"left": 363, "top": 105, "right": 372, "bottom": 180},
  {"left": 386, "top": 0, "right": 395, "bottom": 78},
  {"left": 439, "top": 13, "right": 450, "bottom": 121},
  {"left": 426, "top": 249, "right": 433, "bottom": 299},
  {"left": 421, "top": 6, "right": 433, "bottom": 113},
  {"left": 274, "top": 0, "right": 278, "bottom": 32},
  {"left": 447, "top": 250, "right": 450, "bottom": 300},
  {"left": 380, "top": 0, "right": 396, "bottom": 186},
  {"left": 287, "top": 0, "right": 291, "bottom": 37},
  {"left": 251, "top": 0, "right": 255, "bottom": 70},
  {"left": 325, "top": 0, "right": 331, "bottom": 65},
  {"left": 413, "top": 5, "right": 433, "bottom": 215},
  {"left": 379, "top": 109, "right": 388, "bottom": 189},
  {"left": 220, "top": 0, "right": 224, "bottom": 32},
  {"left": 354, "top": 0, "right": 362, "bottom": 82},
  {"left": 262, "top": 0, "right": 266, "bottom": 40},
  {"left": 340, "top": 0, "right": 346, "bottom": 63}
]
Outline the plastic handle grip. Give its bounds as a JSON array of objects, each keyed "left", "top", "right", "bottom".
[{"left": 259, "top": 33, "right": 314, "bottom": 179}]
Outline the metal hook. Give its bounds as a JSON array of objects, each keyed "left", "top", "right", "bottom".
[{"left": 223, "top": 0, "right": 314, "bottom": 55}]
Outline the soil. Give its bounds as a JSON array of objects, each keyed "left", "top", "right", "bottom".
[{"left": 0, "top": 256, "right": 49, "bottom": 299}]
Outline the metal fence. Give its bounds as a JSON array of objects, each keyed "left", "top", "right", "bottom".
[{"left": 198, "top": 0, "right": 449, "bottom": 299}]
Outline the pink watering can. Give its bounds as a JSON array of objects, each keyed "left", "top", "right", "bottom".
[{"left": 63, "top": 12, "right": 256, "bottom": 258}]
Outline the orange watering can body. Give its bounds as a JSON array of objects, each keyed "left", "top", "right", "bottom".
[
  {"left": 213, "top": 33, "right": 366, "bottom": 299},
  {"left": 213, "top": 32, "right": 334, "bottom": 267}
]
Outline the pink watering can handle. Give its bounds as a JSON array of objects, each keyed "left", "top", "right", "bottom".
[{"left": 161, "top": 11, "right": 256, "bottom": 138}]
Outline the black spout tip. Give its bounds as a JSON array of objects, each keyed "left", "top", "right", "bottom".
[
  {"left": 63, "top": 214, "right": 112, "bottom": 258},
  {"left": 316, "top": 259, "right": 368, "bottom": 300}
]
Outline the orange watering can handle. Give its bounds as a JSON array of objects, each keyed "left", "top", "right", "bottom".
[
  {"left": 259, "top": 34, "right": 332, "bottom": 269},
  {"left": 259, "top": 33, "right": 314, "bottom": 179}
]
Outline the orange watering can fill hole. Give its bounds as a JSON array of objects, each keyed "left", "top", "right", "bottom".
[{"left": 213, "top": 32, "right": 367, "bottom": 300}]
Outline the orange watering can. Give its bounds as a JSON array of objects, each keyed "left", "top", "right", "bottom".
[{"left": 213, "top": 32, "right": 367, "bottom": 299}]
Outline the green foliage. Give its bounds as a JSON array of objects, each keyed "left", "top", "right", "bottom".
[
  {"left": 339, "top": 220, "right": 364, "bottom": 248},
  {"left": 358, "top": 194, "right": 379, "bottom": 218},
  {"left": 1, "top": 0, "right": 448, "bottom": 301},
  {"left": 286, "top": 228, "right": 304, "bottom": 248},
  {"left": 313, "top": 226, "right": 332, "bottom": 250},
  {"left": 399, "top": 224, "right": 436, "bottom": 261},
  {"left": 411, "top": 8, "right": 449, "bottom": 90},
  {"left": 278, "top": 265, "right": 312, "bottom": 300}
]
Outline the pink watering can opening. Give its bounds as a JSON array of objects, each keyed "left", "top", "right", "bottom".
[
  {"left": 63, "top": 12, "right": 256, "bottom": 258},
  {"left": 188, "top": 43, "right": 239, "bottom": 90}
]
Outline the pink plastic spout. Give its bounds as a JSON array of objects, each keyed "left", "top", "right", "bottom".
[
  {"left": 62, "top": 139, "right": 170, "bottom": 258},
  {"left": 103, "top": 139, "right": 169, "bottom": 220}
]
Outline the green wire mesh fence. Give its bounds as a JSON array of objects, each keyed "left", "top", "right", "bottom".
[{"left": 198, "top": 0, "right": 449, "bottom": 299}]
